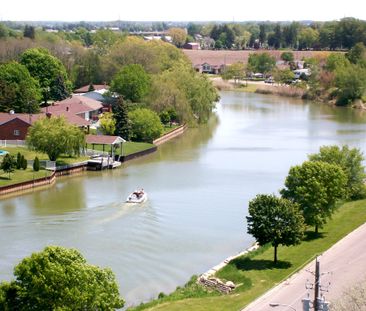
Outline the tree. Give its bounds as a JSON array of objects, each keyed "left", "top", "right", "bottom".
[
  {"left": 23, "top": 25, "right": 35, "bottom": 40},
  {"left": 0, "top": 153, "right": 16, "bottom": 179},
  {"left": 21, "top": 155, "right": 27, "bottom": 170},
  {"left": 168, "top": 28, "right": 187, "bottom": 47},
  {"left": 247, "top": 52, "right": 276, "bottom": 74},
  {"left": 298, "top": 27, "right": 319, "bottom": 50},
  {"left": 0, "top": 62, "right": 41, "bottom": 113},
  {"left": 346, "top": 42, "right": 366, "bottom": 65},
  {"left": 221, "top": 62, "right": 246, "bottom": 85},
  {"left": 129, "top": 108, "right": 163, "bottom": 142},
  {"left": 280, "top": 52, "right": 294, "bottom": 62},
  {"left": 20, "top": 48, "right": 71, "bottom": 103},
  {"left": 16, "top": 152, "right": 22, "bottom": 169},
  {"left": 272, "top": 68, "right": 295, "bottom": 84},
  {"left": 308, "top": 145, "right": 366, "bottom": 200},
  {"left": 111, "top": 64, "right": 151, "bottom": 103},
  {"left": 0, "top": 246, "right": 124, "bottom": 310},
  {"left": 247, "top": 194, "right": 305, "bottom": 264},
  {"left": 281, "top": 161, "right": 347, "bottom": 233},
  {"left": 334, "top": 63, "right": 366, "bottom": 105},
  {"left": 26, "top": 116, "right": 85, "bottom": 161},
  {"left": 113, "top": 96, "right": 131, "bottom": 140},
  {"left": 99, "top": 112, "right": 116, "bottom": 135},
  {"left": 33, "top": 156, "right": 40, "bottom": 172}
]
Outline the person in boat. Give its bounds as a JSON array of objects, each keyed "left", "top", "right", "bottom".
[{"left": 133, "top": 189, "right": 144, "bottom": 198}]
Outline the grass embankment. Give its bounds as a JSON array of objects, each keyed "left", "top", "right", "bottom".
[
  {"left": 0, "top": 168, "right": 51, "bottom": 187},
  {"left": 0, "top": 146, "right": 89, "bottom": 187},
  {"left": 128, "top": 199, "right": 366, "bottom": 311}
]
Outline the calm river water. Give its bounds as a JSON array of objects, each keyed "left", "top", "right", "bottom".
[{"left": 1, "top": 91, "right": 366, "bottom": 307}]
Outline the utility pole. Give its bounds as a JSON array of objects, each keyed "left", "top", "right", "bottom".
[{"left": 303, "top": 256, "right": 330, "bottom": 311}]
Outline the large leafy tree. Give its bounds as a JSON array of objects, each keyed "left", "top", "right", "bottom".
[
  {"left": 168, "top": 27, "right": 187, "bottom": 48},
  {"left": 20, "top": 48, "right": 72, "bottom": 103},
  {"left": 129, "top": 108, "right": 163, "bottom": 143},
  {"left": 281, "top": 161, "right": 347, "bottom": 233},
  {"left": 113, "top": 96, "right": 131, "bottom": 140},
  {"left": 0, "top": 62, "right": 41, "bottom": 113},
  {"left": 308, "top": 145, "right": 366, "bottom": 200},
  {"left": 247, "top": 52, "right": 276, "bottom": 74},
  {"left": 111, "top": 64, "right": 151, "bottom": 103},
  {"left": 0, "top": 246, "right": 124, "bottom": 310},
  {"left": 221, "top": 62, "right": 246, "bottom": 85},
  {"left": 247, "top": 194, "right": 305, "bottom": 264},
  {"left": 99, "top": 112, "right": 116, "bottom": 135},
  {"left": 26, "top": 116, "right": 85, "bottom": 161}
]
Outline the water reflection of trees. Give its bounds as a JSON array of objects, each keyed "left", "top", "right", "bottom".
[
  {"left": 30, "top": 177, "right": 86, "bottom": 216},
  {"left": 309, "top": 103, "right": 366, "bottom": 124}
]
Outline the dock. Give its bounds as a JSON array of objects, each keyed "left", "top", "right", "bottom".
[{"left": 87, "top": 156, "right": 121, "bottom": 170}]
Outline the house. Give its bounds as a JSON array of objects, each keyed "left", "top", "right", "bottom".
[
  {"left": 73, "top": 84, "right": 109, "bottom": 95},
  {"left": 195, "top": 62, "right": 226, "bottom": 74},
  {"left": 0, "top": 112, "right": 42, "bottom": 140},
  {"left": 42, "top": 96, "right": 103, "bottom": 122},
  {"left": 183, "top": 42, "right": 200, "bottom": 50}
]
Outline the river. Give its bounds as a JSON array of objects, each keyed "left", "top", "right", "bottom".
[{"left": 1, "top": 91, "right": 366, "bottom": 307}]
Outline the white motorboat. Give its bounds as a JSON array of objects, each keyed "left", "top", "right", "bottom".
[{"left": 126, "top": 189, "right": 147, "bottom": 203}]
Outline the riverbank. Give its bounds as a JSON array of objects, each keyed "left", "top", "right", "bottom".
[
  {"left": 128, "top": 199, "right": 366, "bottom": 311},
  {"left": 0, "top": 124, "right": 188, "bottom": 196}
]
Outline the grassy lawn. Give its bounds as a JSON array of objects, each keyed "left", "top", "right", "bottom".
[
  {"left": 0, "top": 168, "right": 51, "bottom": 187},
  {"left": 88, "top": 141, "right": 155, "bottom": 156},
  {"left": 0, "top": 146, "right": 89, "bottom": 166},
  {"left": 128, "top": 199, "right": 366, "bottom": 311},
  {"left": 162, "top": 124, "right": 180, "bottom": 135}
]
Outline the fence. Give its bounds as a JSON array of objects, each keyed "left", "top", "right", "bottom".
[{"left": 0, "top": 140, "right": 26, "bottom": 147}]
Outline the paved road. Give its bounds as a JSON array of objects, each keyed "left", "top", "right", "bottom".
[{"left": 242, "top": 222, "right": 366, "bottom": 311}]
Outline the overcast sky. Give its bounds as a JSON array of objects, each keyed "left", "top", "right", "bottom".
[{"left": 1, "top": 0, "right": 365, "bottom": 22}]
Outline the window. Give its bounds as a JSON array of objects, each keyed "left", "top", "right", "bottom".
[{"left": 14, "top": 129, "right": 20, "bottom": 136}]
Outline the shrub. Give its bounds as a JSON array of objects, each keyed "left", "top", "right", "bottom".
[{"left": 33, "top": 156, "right": 40, "bottom": 171}]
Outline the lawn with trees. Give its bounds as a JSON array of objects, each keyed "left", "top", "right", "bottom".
[{"left": 128, "top": 144, "right": 366, "bottom": 311}]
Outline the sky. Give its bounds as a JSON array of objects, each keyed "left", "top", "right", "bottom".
[{"left": 1, "top": 0, "right": 365, "bottom": 22}]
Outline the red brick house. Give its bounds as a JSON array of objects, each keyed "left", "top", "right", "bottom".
[
  {"left": 0, "top": 113, "right": 43, "bottom": 140},
  {"left": 0, "top": 111, "right": 91, "bottom": 141}
]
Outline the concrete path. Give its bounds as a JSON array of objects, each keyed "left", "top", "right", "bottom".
[{"left": 242, "top": 222, "right": 366, "bottom": 311}]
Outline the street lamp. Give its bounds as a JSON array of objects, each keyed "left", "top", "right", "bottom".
[{"left": 269, "top": 303, "right": 296, "bottom": 311}]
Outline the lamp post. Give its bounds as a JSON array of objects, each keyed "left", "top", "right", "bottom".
[{"left": 269, "top": 303, "right": 296, "bottom": 311}]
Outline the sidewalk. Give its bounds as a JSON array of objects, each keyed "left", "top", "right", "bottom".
[{"left": 242, "top": 222, "right": 366, "bottom": 311}]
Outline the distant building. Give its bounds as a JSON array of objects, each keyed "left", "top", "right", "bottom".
[
  {"left": 183, "top": 42, "right": 200, "bottom": 50},
  {"left": 42, "top": 96, "right": 103, "bottom": 122}
]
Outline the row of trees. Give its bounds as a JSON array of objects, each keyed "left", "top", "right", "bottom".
[
  {"left": 0, "top": 48, "right": 71, "bottom": 113},
  {"left": 305, "top": 43, "right": 366, "bottom": 105},
  {"left": 0, "top": 33, "right": 218, "bottom": 125},
  {"left": 247, "top": 145, "right": 366, "bottom": 263}
]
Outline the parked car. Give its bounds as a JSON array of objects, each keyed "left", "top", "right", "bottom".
[{"left": 265, "top": 77, "right": 275, "bottom": 84}]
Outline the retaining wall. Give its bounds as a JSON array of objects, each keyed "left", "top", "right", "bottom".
[
  {"left": 153, "top": 124, "right": 188, "bottom": 146},
  {"left": 0, "top": 171, "right": 56, "bottom": 195}
]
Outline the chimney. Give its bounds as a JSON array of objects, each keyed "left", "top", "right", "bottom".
[
  {"left": 66, "top": 106, "right": 69, "bottom": 112},
  {"left": 46, "top": 112, "right": 52, "bottom": 118}
]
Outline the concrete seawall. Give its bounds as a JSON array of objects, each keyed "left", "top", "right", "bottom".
[
  {"left": 0, "top": 171, "right": 56, "bottom": 196},
  {"left": 153, "top": 124, "right": 188, "bottom": 146}
]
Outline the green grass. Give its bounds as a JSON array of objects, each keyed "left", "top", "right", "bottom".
[
  {"left": 88, "top": 141, "right": 154, "bottom": 156},
  {"left": 0, "top": 168, "right": 51, "bottom": 187},
  {"left": 128, "top": 199, "right": 366, "bottom": 311},
  {"left": 0, "top": 146, "right": 89, "bottom": 166},
  {"left": 162, "top": 124, "right": 180, "bottom": 135},
  {"left": 236, "top": 83, "right": 259, "bottom": 93}
]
